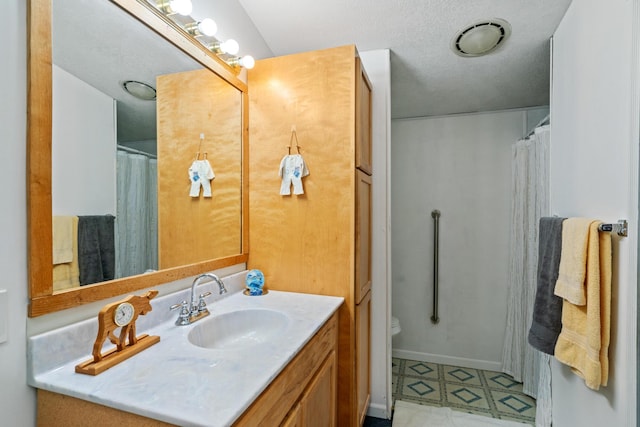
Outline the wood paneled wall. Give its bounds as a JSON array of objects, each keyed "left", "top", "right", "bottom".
[
  {"left": 157, "top": 69, "right": 243, "bottom": 268},
  {"left": 248, "top": 45, "right": 361, "bottom": 424},
  {"left": 248, "top": 45, "right": 356, "bottom": 295}
]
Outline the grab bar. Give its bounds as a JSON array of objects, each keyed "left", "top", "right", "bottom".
[{"left": 430, "top": 210, "right": 440, "bottom": 324}]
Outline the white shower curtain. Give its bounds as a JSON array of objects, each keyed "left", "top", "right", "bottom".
[
  {"left": 501, "top": 125, "right": 551, "bottom": 427},
  {"left": 115, "top": 150, "right": 158, "bottom": 278}
]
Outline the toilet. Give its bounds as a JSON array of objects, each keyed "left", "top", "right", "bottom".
[{"left": 392, "top": 316, "right": 402, "bottom": 337}]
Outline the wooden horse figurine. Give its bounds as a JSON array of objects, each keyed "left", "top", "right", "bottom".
[{"left": 91, "top": 289, "right": 159, "bottom": 363}]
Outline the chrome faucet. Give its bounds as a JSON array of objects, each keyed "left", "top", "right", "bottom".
[{"left": 170, "top": 273, "right": 228, "bottom": 326}]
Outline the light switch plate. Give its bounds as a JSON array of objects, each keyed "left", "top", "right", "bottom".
[{"left": 0, "top": 289, "right": 7, "bottom": 344}]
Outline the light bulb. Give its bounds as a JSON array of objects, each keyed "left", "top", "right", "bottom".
[
  {"left": 169, "top": 0, "right": 192, "bottom": 16},
  {"left": 220, "top": 39, "right": 239, "bottom": 55},
  {"left": 239, "top": 55, "right": 255, "bottom": 69},
  {"left": 197, "top": 18, "right": 217, "bottom": 37}
]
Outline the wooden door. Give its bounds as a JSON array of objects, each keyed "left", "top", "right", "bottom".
[
  {"left": 356, "top": 170, "right": 372, "bottom": 303},
  {"left": 300, "top": 351, "right": 337, "bottom": 427},
  {"left": 356, "top": 290, "right": 371, "bottom": 426},
  {"left": 355, "top": 57, "right": 373, "bottom": 175},
  {"left": 281, "top": 402, "right": 302, "bottom": 427}
]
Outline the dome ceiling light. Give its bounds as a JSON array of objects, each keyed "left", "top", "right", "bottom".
[
  {"left": 121, "top": 80, "right": 157, "bottom": 101},
  {"left": 451, "top": 18, "right": 512, "bottom": 57}
]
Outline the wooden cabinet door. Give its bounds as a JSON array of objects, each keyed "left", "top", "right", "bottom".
[
  {"left": 281, "top": 402, "right": 302, "bottom": 427},
  {"left": 355, "top": 57, "right": 373, "bottom": 175},
  {"left": 300, "top": 351, "right": 337, "bottom": 427},
  {"left": 356, "top": 170, "right": 372, "bottom": 303},
  {"left": 356, "top": 291, "right": 371, "bottom": 426}
]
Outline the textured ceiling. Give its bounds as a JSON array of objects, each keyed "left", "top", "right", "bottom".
[
  {"left": 238, "top": 0, "right": 572, "bottom": 119},
  {"left": 54, "top": 0, "right": 572, "bottom": 143},
  {"left": 53, "top": 0, "right": 202, "bottom": 143}
]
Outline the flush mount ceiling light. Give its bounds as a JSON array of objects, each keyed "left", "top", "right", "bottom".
[
  {"left": 121, "top": 80, "right": 157, "bottom": 101},
  {"left": 451, "top": 18, "right": 512, "bottom": 57}
]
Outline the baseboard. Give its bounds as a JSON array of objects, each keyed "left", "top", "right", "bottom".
[
  {"left": 392, "top": 348, "right": 502, "bottom": 372},
  {"left": 366, "top": 402, "right": 390, "bottom": 420}
]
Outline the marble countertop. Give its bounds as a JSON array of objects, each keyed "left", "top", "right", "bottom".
[{"left": 28, "top": 273, "right": 343, "bottom": 427}]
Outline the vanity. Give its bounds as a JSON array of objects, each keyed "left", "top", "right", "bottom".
[{"left": 28, "top": 272, "right": 343, "bottom": 426}]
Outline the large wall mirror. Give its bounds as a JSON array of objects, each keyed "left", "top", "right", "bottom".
[{"left": 27, "top": 0, "right": 249, "bottom": 317}]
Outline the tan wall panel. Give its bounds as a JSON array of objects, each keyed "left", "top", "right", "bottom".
[
  {"left": 248, "top": 45, "right": 362, "bottom": 425},
  {"left": 248, "top": 45, "right": 356, "bottom": 297},
  {"left": 157, "top": 69, "right": 242, "bottom": 268}
]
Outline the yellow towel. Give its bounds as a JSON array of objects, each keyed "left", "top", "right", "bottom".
[
  {"left": 554, "top": 217, "right": 593, "bottom": 305},
  {"left": 554, "top": 220, "right": 611, "bottom": 390},
  {"left": 53, "top": 216, "right": 80, "bottom": 291},
  {"left": 53, "top": 216, "right": 74, "bottom": 264}
]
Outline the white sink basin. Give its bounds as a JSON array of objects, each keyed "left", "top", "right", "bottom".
[{"left": 187, "top": 309, "right": 290, "bottom": 350}]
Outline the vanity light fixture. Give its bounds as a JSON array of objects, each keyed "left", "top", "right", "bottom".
[
  {"left": 156, "top": 0, "right": 193, "bottom": 16},
  {"left": 208, "top": 39, "right": 240, "bottom": 55},
  {"left": 228, "top": 55, "right": 255, "bottom": 70},
  {"left": 150, "top": 0, "right": 253, "bottom": 70},
  {"left": 223, "top": 39, "right": 240, "bottom": 55},
  {"left": 184, "top": 18, "right": 218, "bottom": 37},
  {"left": 121, "top": 80, "right": 157, "bottom": 101}
]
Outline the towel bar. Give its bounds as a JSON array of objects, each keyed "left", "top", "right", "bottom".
[{"left": 598, "top": 219, "right": 628, "bottom": 237}]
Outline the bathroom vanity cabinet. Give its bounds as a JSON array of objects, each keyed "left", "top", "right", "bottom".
[
  {"left": 248, "top": 44, "right": 373, "bottom": 426},
  {"left": 36, "top": 312, "right": 338, "bottom": 426},
  {"left": 234, "top": 312, "right": 337, "bottom": 426}
]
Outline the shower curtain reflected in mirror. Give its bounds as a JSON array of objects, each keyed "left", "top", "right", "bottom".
[
  {"left": 502, "top": 125, "right": 551, "bottom": 426},
  {"left": 115, "top": 150, "right": 158, "bottom": 278}
]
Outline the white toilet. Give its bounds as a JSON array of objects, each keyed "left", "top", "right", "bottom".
[{"left": 391, "top": 316, "right": 402, "bottom": 337}]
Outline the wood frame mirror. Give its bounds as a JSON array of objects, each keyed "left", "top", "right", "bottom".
[{"left": 27, "top": 0, "right": 249, "bottom": 317}]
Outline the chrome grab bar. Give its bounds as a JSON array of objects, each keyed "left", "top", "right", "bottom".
[{"left": 430, "top": 210, "right": 440, "bottom": 324}]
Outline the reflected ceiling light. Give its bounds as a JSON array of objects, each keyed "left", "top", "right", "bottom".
[
  {"left": 121, "top": 80, "right": 157, "bottom": 101},
  {"left": 157, "top": 0, "right": 192, "bottom": 16},
  {"left": 185, "top": 18, "right": 218, "bottom": 37},
  {"left": 228, "top": 55, "right": 255, "bottom": 69},
  {"left": 451, "top": 18, "right": 511, "bottom": 57},
  {"left": 208, "top": 39, "right": 240, "bottom": 55}
]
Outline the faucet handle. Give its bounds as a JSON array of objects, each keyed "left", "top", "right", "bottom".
[
  {"left": 170, "top": 301, "right": 191, "bottom": 326},
  {"left": 198, "top": 292, "right": 212, "bottom": 314}
]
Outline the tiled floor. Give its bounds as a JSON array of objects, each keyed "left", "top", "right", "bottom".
[{"left": 391, "top": 357, "right": 536, "bottom": 425}]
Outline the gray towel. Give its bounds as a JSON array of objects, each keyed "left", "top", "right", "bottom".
[
  {"left": 528, "top": 217, "right": 564, "bottom": 355},
  {"left": 78, "top": 215, "right": 115, "bottom": 285}
]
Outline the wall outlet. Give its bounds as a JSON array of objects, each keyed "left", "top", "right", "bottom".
[{"left": 0, "top": 289, "right": 7, "bottom": 344}]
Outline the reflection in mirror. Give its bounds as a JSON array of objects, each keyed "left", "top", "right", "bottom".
[
  {"left": 27, "top": 0, "right": 248, "bottom": 316},
  {"left": 51, "top": 0, "right": 242, "bottom": 289},
  {"left": 157, "top": 69, "right": 242, "bottom": 269}
]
